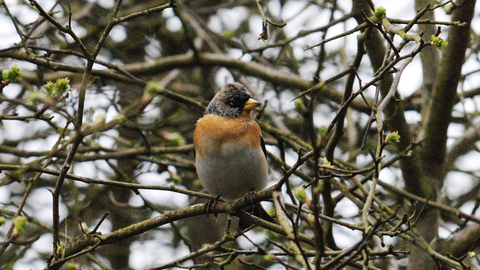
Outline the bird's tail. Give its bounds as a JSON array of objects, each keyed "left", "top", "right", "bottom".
[{"left": 238, "top": 203, "right": 275, "bottom": 230}]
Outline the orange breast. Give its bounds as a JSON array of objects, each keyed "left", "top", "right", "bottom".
[{"left": 193, "top": 114, "right": 262, "bottom": 157}]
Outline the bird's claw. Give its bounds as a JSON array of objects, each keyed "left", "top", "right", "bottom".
[
  {"left": 203, "top": 195, "right": 221, "bottom": 219},
  {"left": 244, "top": 190, "right": 257, "bottom": 211}
]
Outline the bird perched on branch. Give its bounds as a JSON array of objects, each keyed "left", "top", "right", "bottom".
[{"left": 193, "top": 82, "right": 274, "bottom": 229}]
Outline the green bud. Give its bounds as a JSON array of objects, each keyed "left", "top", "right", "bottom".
[
  {"left": 267, "top": 207, "right": 276, "bottom": 218},
  {"left": 468, "top": 251, "right": 475, "bottom": 258},
  {"left": 66, "top": 262, "right": 78, "bottom": 270},
  {"left": 56, "top": 242, "right": 65, "bottom": 258},
  {"left": 0, "top": 216, "right": 5, "bottom": 226},
  {"left": 294, "top": 99, "right": 307, "bottom": 114},
  {"left": 314, "top": 180, "right": 324, "bottom": 194},
  {"left": 322, "top": 158, "right": 334, "bottom": 169},
  {"left": 294, "top": 187, "right": 307, "bottom": 203},
  {"left": 444, "top": 3, "right": 453, "bottom": 14},
  {"left": 307, "top": 213, "right": 315, "bottom": 223},
  {"left": 44, "top": 78, "right": 70, "bottom": 98},
  {"left": 264, "top": 253, "right": 275, "bottom": 262},
  {"left": 319, "top": 125, "right": 328, "bottom": 139},
  {"left": 44, "top": 81, "right": 55, "bottom": 96},
  {"left": 194, "top": 179, "right": 203, "bottom": 190},
  {"left": 222, "top": 30, "right": 234, "bottom": 40},
  {"left": 385, "top": 131, "right": 401, "bottom": 144},
  {"left": 13, "top": 216, "right": 27, "bottom": 232},
  {"left": 56, "top": 78, "right": 70, "bottom": 94},
  {"left": 266, "top": 230, "right": 277, "bottom": 239},
  {"left": 113, "top": 114, "right": 127, "bottom": 124},
  {"left": 2, "top": 64, "right": 22, "bottom": 82},
  {"left": 145, "top": 81, "right": 163, "bottom": 96},
  {"left": 94, "top": 113, "right": 106, "bottom": 127},
  {"left": 431, "top": 35, "right": 448, "bottom": 49},
  {"left": 374, "top": 6, "right": 386, "bottom": 20},
  {"left": 169, "top": 175, "right": 182, "bottom": 185},
  {"left": 163, "top": 132, "right": 186, "bottom": 147}
]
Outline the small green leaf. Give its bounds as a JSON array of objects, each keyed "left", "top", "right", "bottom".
[
  {"left": 145, "top": 81, "right": 164, "bottom": 96},
  {"left": 315, "top": 180, "right": 324, "bottom": 193},
  {"left": 44, "top": 78, "right": 70, "bottom": 98},
  {"left": 44, "top": 81, "right": 56, "bottom": 96},
  {"left": 322, "top": 158, "right": 334, "bottom": 169},
  {"left": 385, "top": 131, "right": 401, "bottom": 144},
  {"left": 13, "top": 216, "right": 27, "bottom": 232},
  {"left": 264, "top": 253, "right": 275, "bottom": 262},
  {"left": 2, "top": 64, "right": 22, "bottom": 82},
  {"left": 294, "top": 187, "right": 307, "bottom": 203},
  {"left": 319, "top": 125, "right": 328, "bottom": 139},
  {"left": 374, "top": 6, "right": 386, "bottom": 20},
  {"left": 431, "top": 35, "right": 448, "bottom": 49}
]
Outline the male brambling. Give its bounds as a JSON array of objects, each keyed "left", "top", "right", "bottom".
[{"left": 193, "top": 83, "right": 274, "bottom": 228}]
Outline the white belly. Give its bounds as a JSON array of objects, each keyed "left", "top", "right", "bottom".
[{"left": 196, "top": 141, "right": 268, "bottom": 200}]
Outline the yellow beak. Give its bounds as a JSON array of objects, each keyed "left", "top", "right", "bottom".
[{"left": 243, "top": 98, "right": 262, "bottom": 111}]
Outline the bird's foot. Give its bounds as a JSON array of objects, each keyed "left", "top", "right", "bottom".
[
  {"left": 203, "top": 195, "right": 221, "bottom": 219},
  {"left": 244, "top": 190, "right": 257, "bottom": 204}
]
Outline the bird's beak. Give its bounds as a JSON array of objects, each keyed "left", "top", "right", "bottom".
[{"left": 243, "top": 98, "right": 262, "bottom": 111}]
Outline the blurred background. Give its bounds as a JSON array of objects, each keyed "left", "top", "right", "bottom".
[{"left": 1, "top": 0, "right": 480, "bottom": 269}]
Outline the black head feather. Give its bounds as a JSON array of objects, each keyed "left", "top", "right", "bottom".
[{"left": 204, "top": 83, "right": 258, "bottom": 118}]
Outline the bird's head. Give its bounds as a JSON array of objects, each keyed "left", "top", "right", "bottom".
[{"left": 205, "top": 83, "right": 261, "bottom": 118}]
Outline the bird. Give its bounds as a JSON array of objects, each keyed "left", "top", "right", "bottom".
[{"left": 193, "top": 82, "right": 274, "bottom": 229}]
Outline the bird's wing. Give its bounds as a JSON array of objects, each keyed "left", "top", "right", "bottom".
[{"left": 260, "top": 135, "right": 267, "bottom": 159}]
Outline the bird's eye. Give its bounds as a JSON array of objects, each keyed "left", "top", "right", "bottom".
[{"left": 229, "top": 97, "right": 240, "bottom": 107}]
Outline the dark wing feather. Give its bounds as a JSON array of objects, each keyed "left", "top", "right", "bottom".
[{"left": 260, "top": 135, "right": 267, "bottom": 159}]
